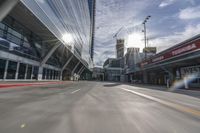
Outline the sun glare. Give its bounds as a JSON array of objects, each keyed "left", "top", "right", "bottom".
[
  {"left": 127, "top": 33, "right": 144, "bottom": 51},
  {"left": 62, "top": 33, "right": 73, "bottom": 44}
]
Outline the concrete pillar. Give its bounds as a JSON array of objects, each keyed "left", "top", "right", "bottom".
[
  {"left": 3, "top": 60, "right": 8, "bottom": 80},
  {"left": 37, "top": 66, "right": 43, "bottom": 80},
  {"left": 71, "top": 61, "right": 80, "bottom": 76},
  {"left": 31, "top": 65, "right": 34, "bottom": 80},
  {"left": 60, "top": 71, "right": 63, "bottom": 81},
  {"left": 166, "top": 68, "right": 174, "bottom": 87},
  {"left": 184, "top": 77, "right": 189, "bottom": 89},
  {"left": 24, "top": 64, "right": 28, "bottom": 80},
  {"left": 40, "top": 43, "right": 61, "bottom": 66},
  {"left": 15, "top": 62, "right": 20, "bottom": 80}
]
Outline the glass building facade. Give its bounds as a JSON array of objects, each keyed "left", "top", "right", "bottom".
[
  {"left": 0, "top": 0, "right": 95, "bottom": 80},
  {"left": 21, "top": 0, "right": 94, "bottom": 68}
]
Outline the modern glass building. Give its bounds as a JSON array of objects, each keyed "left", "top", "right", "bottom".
[{"left": 0, "top": 0, "right": 95, "bottom": 81}]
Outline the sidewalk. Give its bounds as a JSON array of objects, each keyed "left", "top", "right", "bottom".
[
  {"left": 127, "top": 83, "right": 200, "bottom": 99},
  {"left": 0, "top": 81, "right": 71, "bottom": 89}
]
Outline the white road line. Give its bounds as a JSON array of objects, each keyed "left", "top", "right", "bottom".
[
  {"left": 121, "top": 87, "right": 200, "bottom": 117},
  {"left": 71, "top": 89, "right": 81, "bottom": 94}
]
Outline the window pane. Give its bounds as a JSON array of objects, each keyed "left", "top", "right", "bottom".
[
  {"left": 42, "top": 68, "right": 46, "bottom": 79},
  {"left": 26, "top": 65, "right": 32, "bottom": 79},
  {"left": 6, "top": 61, "right": 17, "bottom": 79},
  {"left": 0, "top": 23, "right": 4, "bottom": 37},
  {"left": 32, "top": 66, "right": 38, "bottom": 80},
  {"left": 53, "top": 70, "right": 55, "bottom": 80},
  {"left": 50, "top": 70, "right": 53, "bottom": 79},
  {"left": 0, "top": 23, "right": 5, "bottom": 29},
  {"left": 18, "top": 63, "right": 26, "bottom": 79},
  {"left": 0, "top": 59, "right": 6, "bottom": 79},
  {"left": 46, "top": 69, "right": 50, "bottom": 79}
]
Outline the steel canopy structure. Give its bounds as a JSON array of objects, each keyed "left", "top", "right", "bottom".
[
  {"left": 21, "top": 0, "right": 93, "bottom": 68},
  {"left": 0, "top": 0, "right": 95, "bottom": 81}
]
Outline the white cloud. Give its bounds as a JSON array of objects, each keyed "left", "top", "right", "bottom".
[
  {"left": 179, "top": 5, "right": 200, "bottom": 20},
  {"left": 159, "top": 0, "right": 176, "bottom": 8},
  {"left": 152, "top": 24, "right": 200, "bottom": 52},
  {"left": 94, "top": 0, "right": 149, "bottom": 66},
  {"left": 94, "top": 0, "right": 200, "bottom": 66}
]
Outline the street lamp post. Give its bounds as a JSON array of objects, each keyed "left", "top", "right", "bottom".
[{"left": 142, "top": 15, "right": 151, "bottom": 59}]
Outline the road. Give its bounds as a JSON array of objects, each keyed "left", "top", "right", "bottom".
[{"left": 0, "top": 81, "right": 200, "bottom": 133}]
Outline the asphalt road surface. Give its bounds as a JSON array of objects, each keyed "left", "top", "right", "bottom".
[{"left": 0, "top": 81, "right": 200, "bottom": 133}]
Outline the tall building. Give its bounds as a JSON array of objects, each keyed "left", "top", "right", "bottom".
[
  {"left": 103, "top": 58, "right": 124, "bottom": 81},
  {"left": 116, "top": 39, "right": 124, "bottom": 58},
  {"left": 125, "top": 47, "right": 140, "bottom": 68},
  {"left": 88, "top": 0, "right": 96, "bottom": 61},
  {"left": 0, "top": 0, "right": 95, "bottom": 81}
]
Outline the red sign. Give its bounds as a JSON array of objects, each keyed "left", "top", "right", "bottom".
[{"left": 140, "top": 39, "right": 200, "bottom": 67}]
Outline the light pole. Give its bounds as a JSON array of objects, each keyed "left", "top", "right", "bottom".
[{"left": 142, "top": 15, "right": 151, "bottom": 59}]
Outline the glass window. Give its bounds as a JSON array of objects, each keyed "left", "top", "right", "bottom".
[
  {"left": 7, "top": 28, "right": 21, "bottom": 45},
  {"left": 0, "top": 23, "right": 5, "bottom": 38},
  {"left": 8, "top": 28, "right": 21, "bottom": 38},
  {"left": 26, "top": 65, "right": 32, "bottom": 79},
  {"left": 42, "top": 68, "right": 47, "bottom": 79},
  {"left": 0, "top": 59, "right": 6, "bottom": 79},
  {"left": 0, "top": 23, "right": 5, "bottom": 30},
  {"left": 6, "top": 61, "right": 17, "bottom": 79},
  {"left": 18, "top": 63, "right": 26, "bottom": 79},
  {"left": 58, "top": 71, "right": 60, "bottom": 79},
  {"left": 50, "top": 69, "right": 53, "bottom": 79},
  {"left": 32, "top": 66, "right": 39, "bottom": 80},
  {"left": 53, "top": 70, "right": 56, "bottom": 79},
  {"left": 0, "top": 29, "right": 4, "bottom": 38},
  {"left": 23, "top": 37, "right": 32, "bottom": 48},
  {"left": 46, "top": 69, "right": 50, "bottom": 79}
]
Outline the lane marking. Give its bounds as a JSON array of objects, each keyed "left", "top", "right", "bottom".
[
  {"left": 121, "top": 88, "right": 200, "bottom": 117},
  {"left": 71, "top": 89, "right": 81, "bottom": 94}
]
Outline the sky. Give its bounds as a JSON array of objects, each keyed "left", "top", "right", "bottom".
[{"left": 94, "top": 0, "right": 200, "bottom": 67}]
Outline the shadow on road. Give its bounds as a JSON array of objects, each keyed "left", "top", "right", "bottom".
[{"left": 103, "top": 83, "right": 121, "bottom": 87}]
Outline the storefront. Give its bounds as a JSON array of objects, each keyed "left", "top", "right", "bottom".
[
  {"left": 129, "top": 34, "right": 200, "bottom": 88},
  {"left": 180, "top": 65, "right": 200, "bottom": 88}
]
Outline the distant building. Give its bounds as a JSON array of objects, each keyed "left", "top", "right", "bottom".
[
  {"left": 116, "top": 39, "right": 124, "bottom": 58},
  {"left": 125, "top": 47, "right": 140, "bottom": 69},
  {"left": 126, "top": 34, "right": 200, "bottom": 88},
  {"left": 103, "top": 58, "right": 124, "bottom": 82},
  {"left": 143, "top": 47, "right": 157, "bottom": 58},
  {"left": 92, "top": 67, "right": 104, "bottom": 81}
]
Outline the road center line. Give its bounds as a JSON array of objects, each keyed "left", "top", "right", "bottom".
[
  {"left": 121, "top": 87, "right": 200, "bottom": 117},
  {"left": 71, "top": 89, "right": 81, "bottom": 94}
]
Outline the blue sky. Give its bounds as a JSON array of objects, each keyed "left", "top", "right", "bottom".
[{"left": 94, "top": 0, "right": 200, "bottom": 67}]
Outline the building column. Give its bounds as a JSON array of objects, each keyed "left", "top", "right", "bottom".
[
  {"left": 15, "top": 62, "right": 20, "bottom": 80},
  {"left": 24, "top": 64, "right": 28, "bottom": 80},
  {"left": 77, "top": 66, "right": 84, "bottom": 75},
  {"left": 40, "top": 43, "right": 61, "bottom": 66},
  {"left": 60, "top": 71, "right": 63, "bottom": 81},
  {"left": 3, "top": 60, "right": 8, "bottom": 80},
  {"left": 71, "top": 62, "right": 80, "bottom": 81},
  {"left": 37, "top": 66, "right": 43, "bottom": 81},
  {"left": 163, "top": 67, "right": 174, "bottom": 86},
  {"left": 168, "top": 68, "right": 174, "bottom": 86},
  {"left": 31, "top": 65, "right": 34, "bottom": 80}
]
